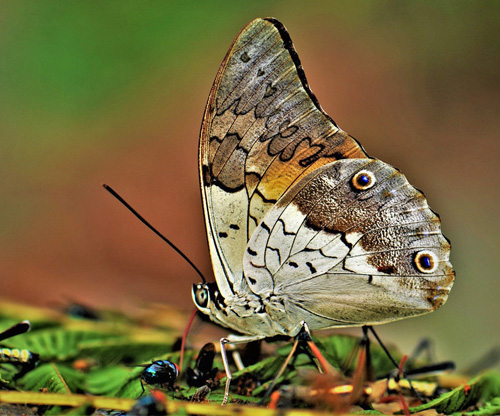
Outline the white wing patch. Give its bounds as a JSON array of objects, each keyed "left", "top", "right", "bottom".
[{"left": 242, "top": 158, "right": 454, "bottom": 329}]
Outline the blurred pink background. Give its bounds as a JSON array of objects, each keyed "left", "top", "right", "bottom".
[{"left": 1, "top": 2, "right": 499, "bottom": 368}]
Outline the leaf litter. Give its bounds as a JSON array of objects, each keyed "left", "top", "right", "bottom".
[{"left": 0, "top": 300, "right": 498, "bottom": 416}]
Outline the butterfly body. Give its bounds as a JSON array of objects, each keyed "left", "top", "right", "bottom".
[{"left": 193, "top": 18, "right": 454, "bottom": 339}]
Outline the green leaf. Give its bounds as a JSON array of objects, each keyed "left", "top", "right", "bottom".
[
  {"left": 115, "top": 374, "right": 145, "bottom": 399},
  {"left": 462, "top": 397, "right": 500, "bottom": 415},
  {"left": 405, "top": 371, "right": 500, "bottom": 414},
  {"left": 2, "top": 329, "right": 120, "bottom": 361},
  {"left": 480, "top": 371, "right": 500, "bottom": 400},
  {"left": 2, "top": 299, "right": 498, "bottom": 414},
  {"left": 17, "top": 363, "right": 85, "bottom": 393},
  {"left": 0, "top": 363, "right": 22, "bottom": 384},
  {"left": 86, "top": 365, "right": 142, "bottom": 397},
  {"left": 228, "top": 354, "right": 285, "bottom": 397}
]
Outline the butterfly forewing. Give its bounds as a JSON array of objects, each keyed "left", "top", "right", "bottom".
[
  {"left": 200, "top": 18, "right": 366, "bottom": 295},
  {"left": 243, "top": 159, "right": 454, "bottom": 330}
]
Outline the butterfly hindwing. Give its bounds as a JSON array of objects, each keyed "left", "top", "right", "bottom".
[
  {"left": 200, "top": 18, "right": 366, "bottom": 295},
  {"left": 243, "top": 159, "right": 454, "bottom": 329}
]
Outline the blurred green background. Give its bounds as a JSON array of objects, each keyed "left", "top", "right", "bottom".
[{"left": 1, "top": 1, "right": 498, "bottom": 369}]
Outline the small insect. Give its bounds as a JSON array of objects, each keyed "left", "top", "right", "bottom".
[
  {"left": 186, "top": 342, "right": 218, "bottom": 388},
  {"left": 140, "top": 360, "right": 179, "bottom": 394},
  {"left": 0, "top": 321, "right": 39, "bottom": 367}
]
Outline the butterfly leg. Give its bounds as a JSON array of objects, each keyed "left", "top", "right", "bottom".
[
  {"left": 261, "top": 321, "right": 339, "bottom": 403},
  {"left": 260, "top": 333, "right": 300, "bottom": 403},
  {"left": 293, "top": 321, "right": 337, "bottom": 375},
  {"left": 402, "top": 337, "right": 454, "bottom": 378},
  {"left": 401, "top": 337, "right": 455, "bottom": 379},
  {"left": 341, "top": 327, "right": 385, "bottom": 381},
  {"left": 303, "top": 325, "right": 338, "bottom": 376},
  {"left": 225, "top": 345, "right": 245, "bottom": 371},
  {"left": 376, "top": 333, "right": 454, "bottom": 404},
  {"left": 365, "top": 325, "right": 438, "bottom": 406},
  {"left": 405, "top": 338, "right": 435, "bottom": 369},
  {"left": 233, "top": 351, "right": 244, "bottom": 371},
  {"left": 220, "top": 334, "right": 264, "bottom": 405},
  {"left": 361, "top": 326, "right": 374, "bottom": 382}
]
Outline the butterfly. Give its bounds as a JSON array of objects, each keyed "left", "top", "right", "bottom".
[
  {"left": 191, "top": 18, "right": 455, "bottom": 402},
  {"left": 193, "top": 16, "right": 454, "bottom": 337}
]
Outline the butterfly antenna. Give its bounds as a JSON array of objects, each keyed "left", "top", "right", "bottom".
[{"left": 103, "top": 184, "right": 207, "bottom": 284}]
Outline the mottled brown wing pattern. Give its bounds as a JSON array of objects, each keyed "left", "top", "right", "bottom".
[
  {"left": 199, "top": 18, "right": 366, "bottom": 290},
  {"left": 243, "top": 159, "right": 455, "bottom": 328}
]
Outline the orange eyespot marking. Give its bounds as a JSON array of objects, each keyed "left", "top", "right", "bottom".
[
  {"left": 414, "top": 250, "right": 438, "bottom": 273},
  {"left": 352, "top": 170, "right": 376, "bottom": 190}
]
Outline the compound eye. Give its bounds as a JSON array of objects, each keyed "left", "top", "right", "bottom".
[
  {"left": 414, "top": 250, "right": 438, "bottom": 273},
  {"left": 352, "top": 170, "right": 376, "bottom": 191},
  {"left": 195, "top": 287, "right": 209, "bottom": 308}
]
